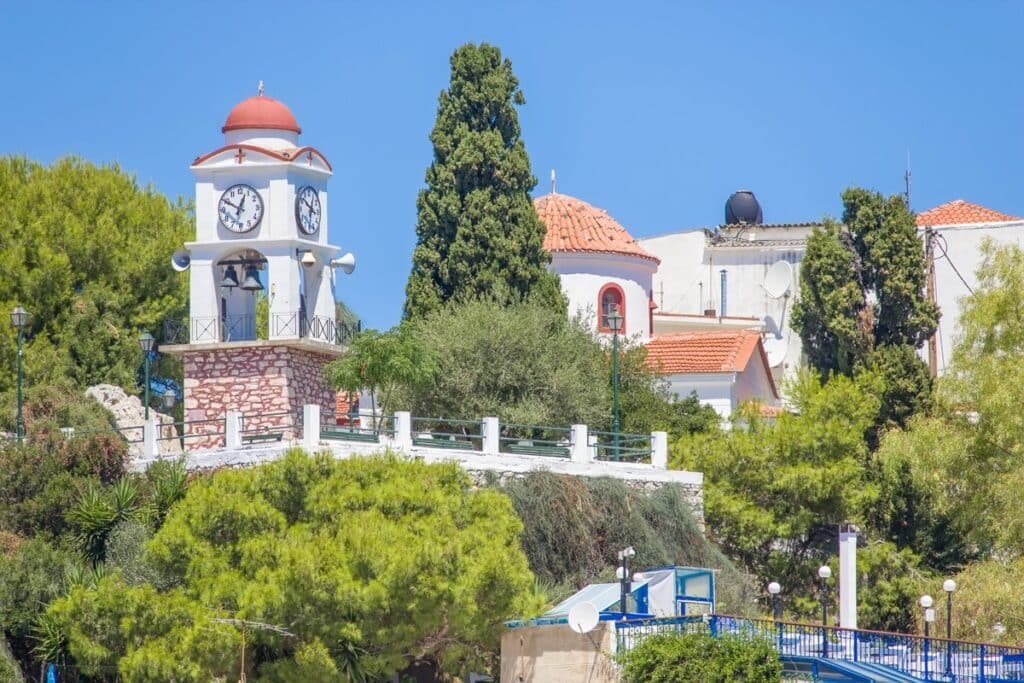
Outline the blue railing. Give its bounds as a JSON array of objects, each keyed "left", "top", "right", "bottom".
[{"left": 616, "top": 614, "right": 1024, "bottom": 682}]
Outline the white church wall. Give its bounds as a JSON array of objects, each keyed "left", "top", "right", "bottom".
[{"left": 552, "top": 252, "right": 656, "bottom": 340}]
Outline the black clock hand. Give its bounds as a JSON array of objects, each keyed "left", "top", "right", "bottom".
[
  {"left": 222, "top": 199, "right": 240, "bottom": 211},
  {"left": 237, "top": 195, "right": 246, "bottom": 215}
]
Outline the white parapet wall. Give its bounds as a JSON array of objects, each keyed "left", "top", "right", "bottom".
[{"left": 131, "top": 414, "right": 705, "bottom": 524}]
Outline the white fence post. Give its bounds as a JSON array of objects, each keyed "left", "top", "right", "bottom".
[
  {"left": 571, "top": 424, "right": 591, "bottom": 464},
  {"left": 143, "top": 416, "right": 159, "bottom": 458},
  {"left": 225, "top": 411, "right": 242, "bottom": 449},
  {"left": 482, "top": 417, "right": 500, "bottom": 455},
  {"left": 651, "top": 431, "right": 668, "bottom": 469},
  {"left": 303, "top": 404, "right": 320, "bottom": 450},
  {"left": 394, "top": 411, "right": 412, "bottom": 453}
]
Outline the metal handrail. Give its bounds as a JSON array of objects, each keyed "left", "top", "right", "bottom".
[{"left": 616, "top": 614, "right": 1024, "bottom": 683}]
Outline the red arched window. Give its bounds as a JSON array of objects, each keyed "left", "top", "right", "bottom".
[{"left": 598, "top": 283, "right": 626, "bottom": 333}]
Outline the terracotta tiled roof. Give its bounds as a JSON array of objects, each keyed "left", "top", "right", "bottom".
[
  {"left": 335, "top": 391, "right": 358, "bottom": 426},
  {"left": 915, "top": 200, "right": 1021, "bottom": 227},
  {"left": 644, "top": 330, "right": 779, "bottom": 398},
  {"left": 534, "top": 193, "right": 660, "bottom": 264}
]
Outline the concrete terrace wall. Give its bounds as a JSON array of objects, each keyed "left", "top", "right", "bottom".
[{"left": 131, "top": 437, "right": 705, "bottom": 526}]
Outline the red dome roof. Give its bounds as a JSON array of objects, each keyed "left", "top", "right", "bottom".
[
  {"left": 534, "top": 192, "right": 660, "bottom": 263},
  {"left": 222, "top": 95, "right": 301, "bottom": 134}
]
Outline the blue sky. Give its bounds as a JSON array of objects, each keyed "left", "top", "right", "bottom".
[{"left": 2, "top": 2, "right": 1022, "bottom": 329}]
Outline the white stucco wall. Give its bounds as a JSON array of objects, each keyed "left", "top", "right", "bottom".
[
  {"left": 551, "top": 252, "right": 657, "bottom": 341},
  {"left": 665, "top": 373, "right": 735, "bottom": 418},
  {"left": 640, "top": 228, "right": 809, "bottom": 387},
  {"left": 925, "top": 221, "right": 1024, "bottom": 374}
]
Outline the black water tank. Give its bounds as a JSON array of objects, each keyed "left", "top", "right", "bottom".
[{"left": 725, "top": 190, "right": 763, "bottom": 225}]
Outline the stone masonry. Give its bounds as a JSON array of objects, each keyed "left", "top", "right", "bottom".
[{"left": 182, "top": 343, "right": 336, "bottom": 448}]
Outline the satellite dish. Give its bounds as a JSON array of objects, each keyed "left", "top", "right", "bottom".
[
  {"left": 171, "top": 249, "right": 191, "bottom": 272},
  {"left": 567, "top": 602, "right": 600, "bottom": 634},
  {"left": 331, "top": 252, "right": 356, "bottom": 275},
  {"left": 763, "top": 261, "right": 793, "bottom": 299},
  {"left": 763, "top": 334, "right": 788, "bottom": 368}
]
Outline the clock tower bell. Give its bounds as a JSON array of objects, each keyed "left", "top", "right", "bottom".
[{"left": 163, "top": 85, "right": 355, "bottom": 446}]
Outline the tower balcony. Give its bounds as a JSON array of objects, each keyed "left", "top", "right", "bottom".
[{"left": 161, "top": 312, "right": 360, "bottom": 347}]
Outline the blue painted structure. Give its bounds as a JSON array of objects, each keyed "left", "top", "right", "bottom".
[{"left": 615, "top": 615, "right": 1024, "bottom": 682}]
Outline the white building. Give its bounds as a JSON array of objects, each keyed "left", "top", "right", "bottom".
[
  {"left": 915, "top": 199, "right": 1024, "bottom": 374},
  {"left": 535, "top": 187, "right": 1022, "bottom": 417},
  {"left": 535, "top": 191, "right": 659, "bottom": 341},
  {"left": 534, "top": 190, "right": 782, "bottom": 418}
]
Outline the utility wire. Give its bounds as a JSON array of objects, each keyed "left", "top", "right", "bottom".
[{"left": 932, "top": 233, "right": 974, "bottom": 295}]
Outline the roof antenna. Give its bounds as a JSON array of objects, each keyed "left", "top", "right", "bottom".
[
  {"left": 904, "top": 148, "right": 912, "bottom": 210},
  {"left": 551, "top": 169, "right": 556, "bottom": 194},
  {"left": 257, "top": 80, "right": 265, "bottom": 96}
]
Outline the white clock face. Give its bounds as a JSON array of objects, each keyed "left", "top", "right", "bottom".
[
  {"left": 218, "top": 184, "right": 264, "bottom": 233},
  {"left": 295, "top": 185, "right": 321, "bottom": 234}
]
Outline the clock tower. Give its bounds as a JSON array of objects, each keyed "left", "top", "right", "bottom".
[{"left": 163, "top": 85, "right": 355, "bottom": 447}]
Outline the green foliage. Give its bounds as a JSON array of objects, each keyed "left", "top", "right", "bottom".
[
  {"left": 326, "top": 324, "right": 438, "bottom": 427},
  {"left": 613, "top": 344, "right": 720, "bottom": 436},
  {"left": 619, "top": 632, "right": 781, "bottom": 683},
  {"left": 67, "top": 478, "right": 148, "bottom": 563},
  {"left": 0, "top": 155, "right": 192, "bottom": 395},
  {"left": 0, "top": 638, "right": 23, "bottom": 683},
  {"left": 673, "top": 371, "right": 880, "bottom": 599},
  {"left": 793, "top": 188, "right": 936, "bottom": 430},
  {"left": 872, "top": 241, "right": 1024, "bottom": 561},
  {"left": 49, "top": 450, "right": 539, "bottom": 679},
  {"left": 939, "top": 558, "right": 1024, "bottom": 643},
  {"left": 0, "top": 539, "right": 69, "bottom": 641},
  {"left": 0, "top": 431, "right": 127, "bottom": 539},
  {"left": 852, "top": 542, "right": 925, "bottom": 633},
  {"left": 403, "top": 300, "right": 606, "bottom": 426},
  {"left": 0, "top": 380, "right": 115, "bottom": 435},
  {"left": 404, "top": 43, "right": 564, "bottom": 318},
  {"left": 498, "top": 471, "right": 755, "bottom": 614}
]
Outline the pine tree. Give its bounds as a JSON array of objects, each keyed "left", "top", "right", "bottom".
[
  {"left": 793, "top": 188, "right": 938, "bottom": 428},
  {"left": 403, "top": 43, "right": 564, "bottom": 318}
]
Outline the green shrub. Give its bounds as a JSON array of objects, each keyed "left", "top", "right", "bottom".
[
  {"left": 497, "top": 471, "right": 756, "bottom": 613},
  {"left": 620, "top": 632, "right": 781, "bottom": 683}
]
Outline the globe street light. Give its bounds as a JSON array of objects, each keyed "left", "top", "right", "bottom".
[
  {"left": 921, "top": 595, "right": 935, "bottom": 681},
  {"left": 138, "top": 331, "right": 156, "bottom": 420},
  {"left": 818, "top": 565, "right": 832, "bottom": 658},
  {"left": 943, "top": 579, "right": 956, "bottom": 676},
  {"left": 768, "top": 581, "right": 782, "bottom": 620},
  {"left": 607, "top": 306, "right": 623, "bottom": 460},
  {"left": 10, "top": 306, "right": 28, "bottom": 442},
  {"left": 920, "top": 595, "right": 934, "bottom": 638}
]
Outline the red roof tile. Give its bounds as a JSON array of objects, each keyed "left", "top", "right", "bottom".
[
  {"left": 644, "top": 330, "right": 779, "bottom": 398},
  {"left": 534, "top": 193, "right": 660, "bottom": 263},
  {"left": 915, "top": 199, "right": 1021, "bottom": 227}
]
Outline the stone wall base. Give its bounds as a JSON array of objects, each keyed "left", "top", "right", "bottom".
[{"left": 182, "top": 343, "right": 336, "bottom": 448}]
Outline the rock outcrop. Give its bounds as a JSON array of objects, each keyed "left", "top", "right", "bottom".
[{"left": 85, "top": 384, "right": 180, "bottom": 456}]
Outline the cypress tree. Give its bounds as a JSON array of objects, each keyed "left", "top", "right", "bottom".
[
  {"left": 403, "top": 43, "right": 564, "bottom": 318},
  {"left": 793, "top": 188, "right": 938, "bottom": 428}
]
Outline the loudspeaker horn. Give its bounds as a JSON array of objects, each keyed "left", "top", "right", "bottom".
[
  {"left": 331, "top": 252, "right": 356, "bottom": 275},
  {"left": 171, "top": 249, "right": 191, "bottom": 272}
]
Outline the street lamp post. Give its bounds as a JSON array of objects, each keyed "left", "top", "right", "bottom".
[
  {"left": 617, "top": 546, "right": 636, "bottom": 618},
  {"left": 921, "top": 595, "right": 935, "bottom": 681},
  {"left": 10, "top": 306, "right": 28, "bottom": 442},
  {"left": 768, "top": 581, "right": 782, "bottom": 620},
  {"left": 818, "top": 565, "right": 832, "bottom": 658},
  {"left": 139, "top": 331, "right": 156, "bottom": 421},
  {"left": 607, "top": 307, "right": 623, "bottom": 460},
  {"left": 161, "top": 388, "right": 176, "bottom": 411},
  {"left": 943, "top": 579, "right": 956, "bottom": 676},
  {"left": 920, "top": 594, "right": 934, "bottom": 638}
]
